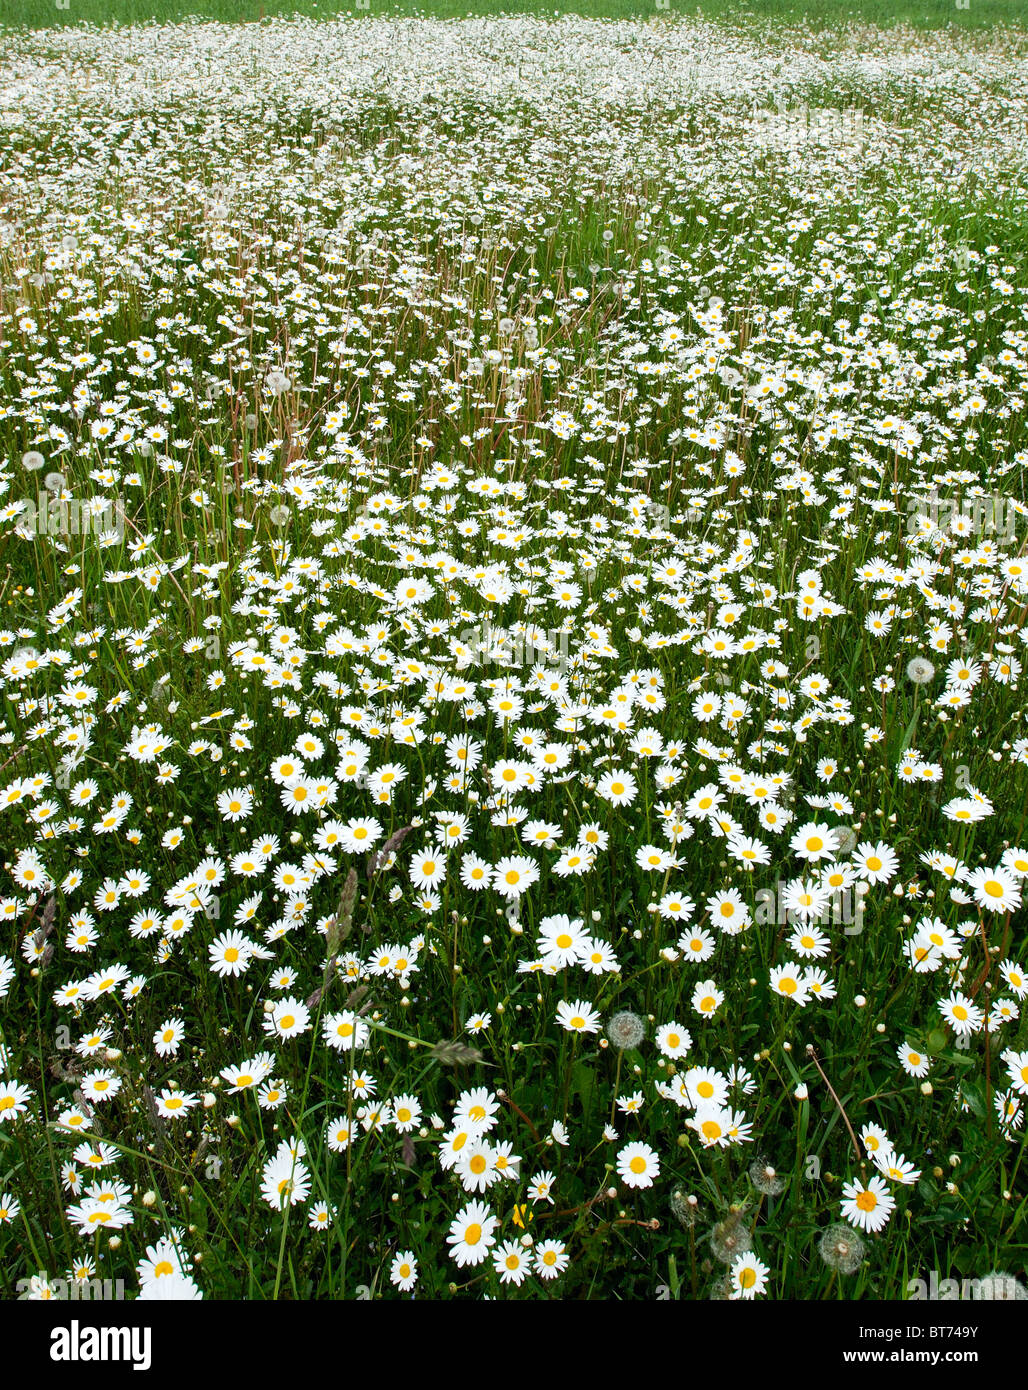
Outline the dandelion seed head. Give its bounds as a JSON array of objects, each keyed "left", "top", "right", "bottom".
[{"left": 606, "top": 1011, "right": 646, "bottom": 1050}]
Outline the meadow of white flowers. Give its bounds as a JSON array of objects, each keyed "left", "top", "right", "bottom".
[{"left": 1, "top": 12, "right": 1027, "bottom": 1300}]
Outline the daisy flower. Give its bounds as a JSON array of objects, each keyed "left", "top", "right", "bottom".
[
  {"left": 220, "top": 1053, "right": 275, "bottom": 1093},
  {"left": 535, "top": 1239, "right": 569, "bottom": 1279},
  {"left": 729, "top": 1252, "right": 770, "bottom": 1299},
  {"left": 769, "top": 963, "right": 810, "bottom": 1006},
  {"left": 691, "top": 980, "right": 724, "bottom": 1019},
  {"left": 682, "top": 1066, "right": 729, "bottom": 1108},
  {"left": 616, "top": 1141, "right": 660, "bottom": 1188},
  {"left": 446, "top": 1200, "right": 497, "bottom": 1267},
  {"left": 580, "top": 938, "right": 620, "bottom": 974},
  {"left": 79, "top": 1071, "right": 121, "bottom": 1104},
  {"left": 840, "top": 1175, "right": 896, "bottom": 1233},
  {"left": 851, "top": 841, "right": 899, "bottom": 884},
  {"left": 872, "top": 1149, "right": 921, "bottom": 1185},
  {"left": 392, "top": 1094, "right": 422, "bottom": 1131},
  {"left": 208, "top": 931, "right": 254, "bottom": 978},
  {"left": 555, "top": 998, "right": 601, "bottom": 1034},
  {"left": 492, "top": 855, "right": 539, "bottom": 898},
  {"left": 155, "top": 1088, "right": 199, "bottom": 1120},
  {"left": 322, "top": 1010, "right": 370, "bottom": 1052},
  {"left": 263, "top": 997, "right": 311, "bottom": 1040},
  {"left": 390, "top": 1251, "right": 418, "bottom": 1291},
  {"left": 999, "top": 959, "right": 1028, "bottom": 999},
  {"left": 326, "top": 1117, "right": 355, "bottom": 1152},
  {"left": 1002, "top": 1049, "right": 1028, "bottom": 1096},
  {"left": 217, "top": 787, "right": 253, "bottom": 822},
  {"left": 898, "top": 1041, "right": 931, "bottom": 1078},
  {"left": 939, "top": 992, "right": 984, "bottom": 1038},
  {"left": 655, "top": 1022, "right": 692, "bottom": 1058},
  {"left": 527, "top": 1170, "right": 556, "bottom": 1203},
  {"left": 493, "top": 1240, "right": 531, "bottom": 1285},
  {"left": 257, "top": 1079, "right": 286, "bottom": 1110},
  {"left": 596, "top": 769, "right": 638, "bottom": 806},
  {"left": 0, "top": 1081, "right": 32, "bottom": 1123},
  {"left": 790, "top": 822, "right": 838, "bottom": 864},
  {"left": 964, "top": 866, "right": 1021, "bottom": 914},
  {"left": 260, "top": 1149, "right": 310, "bottom": 1208},
  {"left": 153, "top": 1018, "right": 185, "bottom": 1057},
  {"left": 537, "top": 914, "right": 588, "bottom": 967}
]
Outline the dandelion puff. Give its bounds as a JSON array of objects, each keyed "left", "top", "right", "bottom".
[
  {"left": 976, "top": 1270, "right": 1028, "bottom": 1300},
  {"left": 606, "top": 1010, "right": 646, "bottom": 1050},
  {"left": 748, "top": 1156, "right": 786, "bottom": 1196},
  {"left": 818, "top": 1222, "right": 865, "bottom": 1274},
  {"left": 906, "top": 657, "right": 936, "bottom": 685},
  {"left": 710, "top": 1212, "right": 753, "bottom": 1264},
  {"left": 669, "top": 1189, "right": 699, "bottom": 1229}
]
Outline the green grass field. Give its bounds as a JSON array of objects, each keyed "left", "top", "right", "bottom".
[{"left": 3, "top": 0, "right": 1026, "bottom": 31}]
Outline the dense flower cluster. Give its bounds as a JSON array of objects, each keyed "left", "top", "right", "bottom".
[{"left": 0, "top": 11, "right": 1026, "bottom": 1299}]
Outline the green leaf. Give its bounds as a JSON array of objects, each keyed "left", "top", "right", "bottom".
[
  {"left": 961, "top": 1082, "right": 986, "bottom": 1119},
  {"left": 571, "top": 1058, "right": 597, "bottom": 1114}
]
